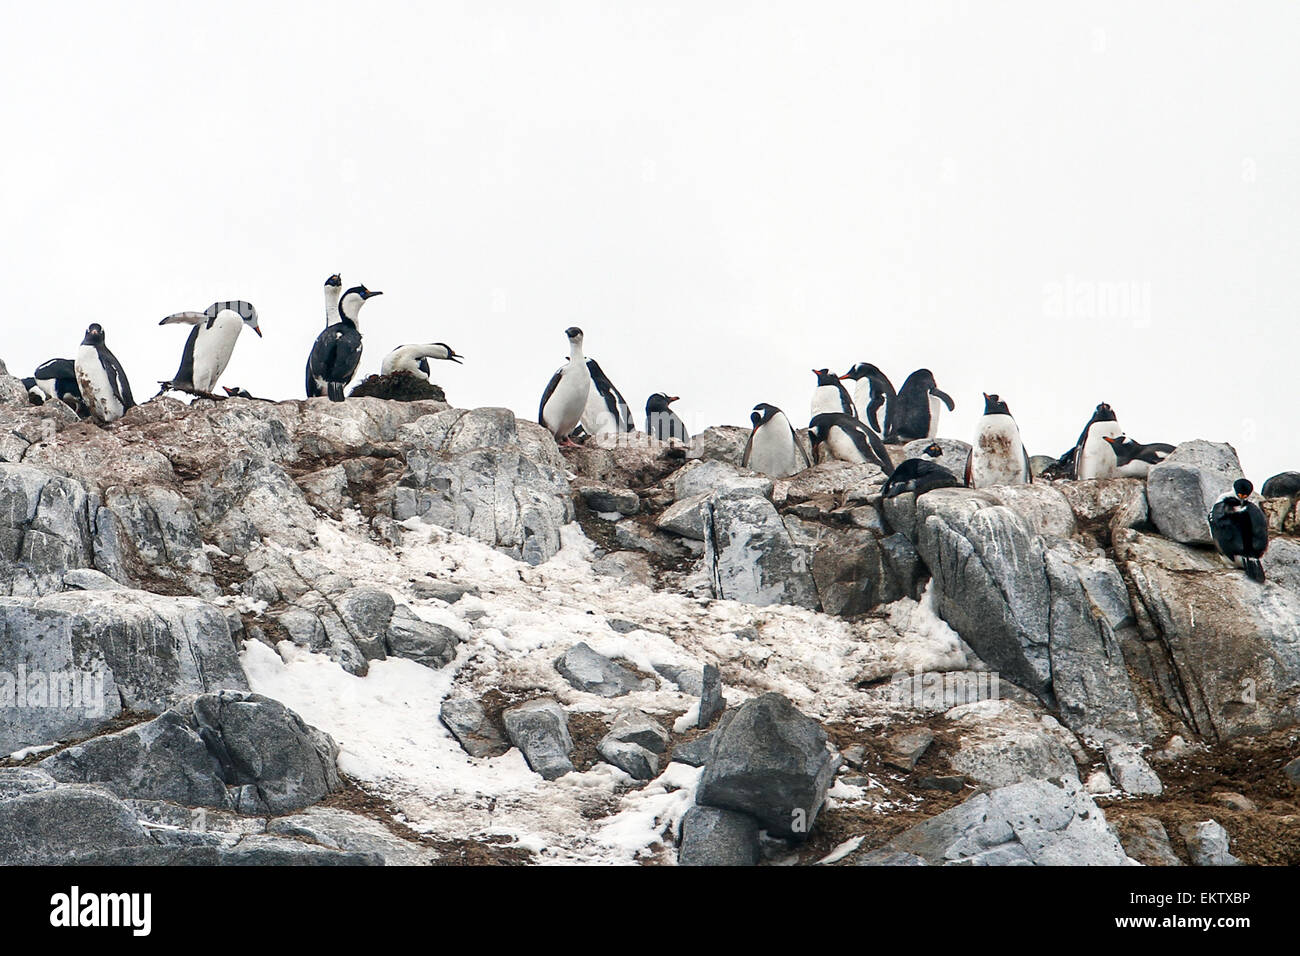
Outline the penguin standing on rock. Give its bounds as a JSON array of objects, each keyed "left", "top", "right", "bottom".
[
  {"left": 808, "top": 412, "right": 893, "bottom": 470},
  {"left": 381, "top": 343, "right": 464, "bottom": 378},
  {"left": 160, "top": 300, "right": 262, "bottom": 394},
  {"left": 1209, "top": 479, "right": 1269, "bottom": 582},
  {"left": 581, "top": 359, "right": 636, "bottom": 436},
  {"left": 840, "top": 364, "right": 895, "bottom": 433},
  {"left": 1102, "top": 436, "right": 1175, "bottom": 478},
  {"left": 306, "top": 285, "right": 381, "bottom": 401},
  {"left": 885, "top": 369, "right": 954, "bottom": 444},
  {"left": 646, "top": 392, "right": 690, "bottom": 443},
  {"left": 538, "top": 327, "right": 592, "bottom": 445},
  {"left": 882, "top": 442, "right": 962, "bottom": 498},
  {"left": 810, "top": 369, "right": 857, "bottom": 419},
  {"left": 742, "top": 404, "right": 810, "bottom": 478},
  {"left": 75, "top": 324, "right": 135, "bottom": 423},
  {"left": 966, "top": 394, "right": 1031, "bottom": 488},
  {"left": 1072, "top": 403, "right": 1124, "bottom": 480}
]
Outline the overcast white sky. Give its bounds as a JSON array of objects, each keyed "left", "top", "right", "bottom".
[{"left": 2, "top": 2, "right": 1296, "bottom": 479}]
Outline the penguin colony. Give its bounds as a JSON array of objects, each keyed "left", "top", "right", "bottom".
[{"left": 20, "top": 275, "right": 1290, "bottom": 584}]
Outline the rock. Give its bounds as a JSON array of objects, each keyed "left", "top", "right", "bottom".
[
  {"left": 1084, "top": 770, "right": 1114, "bottom": 794},
  {"left": 677, "top": 806, "right": 760, "bottom": 866},
  {"left": 914, "top": 775, "right": 966, "bottom": 793},
  {"left": 613, "top": 521, "right": 688, "bottom": 560},
  {"left": 1210, "top": 791, "right": 1257, "bottom": 813},
  {"left": 266, "top": 807, "right": 435, "bottom": 865},
  {"left": 782, "top": 517, "right": 916, "bottom": 615},
  {"left": 685, "top": 426, "right": 751, "bottom": 466},
  {"left": 576, "top": 483, "right": 641, "bottom": 516},
  {"left": 409, "top": 579, "right": 478, "bottom": 603},
  {"left": 945, "top": 700, "right": 1079, "bottom": 788},
  {"left": 656, "top": 493, "right": 712, "bottom": 541},
  {"left": 1178, "top": 820, "right": 1242, "bottom": 866},
  {"left": 774, "top": 460, "right": 885, "bottom": 507},
  {"left": 882, "top": 727, "right": 934, "bottom": 771},
  {"left": 597, "top": 738, "right": 659, "bottom": 780},
  {"left": 671, "top": 733, "right": 716, "bottom": 768},
  {"left": 673, "top": 459, "right": 773, "bottom": 501},
  {"left": 0, "top": 786, "right": 152, "bottom": 865},
  {"left": 859, "top": 776, "right": 1131, "bottom": 866},
  {"left": 440, "top": 694, "right": 510, "bottom": 758},
  {"left": 0, "top": 767, "right": 58, "bottom": 797},
  {"left": 0, "top": 589, "right": 248, "bottom": 756},
  {"left": 502, "top": 699, "right": 575, "bottom": 781},
  {"left": 704, "top": 492, "right": 819, "bottom": 609},
  {"left": 385, "top": 606, "right": 460, "bottom": 669},
  {"left": 1118, "top": 816, "right": 1182, "bottom": 866},
  {"left": 655, "top": 662, "right": 704, "bottom": 696},
  {"left": 591, "top": 551, "right": 655, "bottom": 588},
  {"left": 192, "top": 456, "right": 318, "bottom": 556},
  {"left": 554, "top": 642, "right": 643, "bottom": 697},
  {"left": 39, "top": 691, "right": 340, "bottom": 814},
  {"left": 606, "top": 708, "right": 669, "bottom": 753},
  {"left": 1284, "top": 756, "right": 1300, "bottom": 786},
  {"left": 1147, "top": 441, "right": 1245, "bottom": 545},
  {"left": 60, "top": 568, "right": 125, "bottom": 591},
  {"left": 696, "top": 693, "right": 840, "bottom": 839},
  {"left": 699, "top": 664, "right": 724, "bottom": 728},
  {"left": 1103, "top": 741, "right": 1163, "bottom": 795},
  {"left": 336, "top": 587, "right": 396, "bottom": 661},
  {"left": 979, "top": 484, "right": 1077, "bottom": 539}
]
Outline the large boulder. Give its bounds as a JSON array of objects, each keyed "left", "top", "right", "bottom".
[
  {"left": 0, "top": 589, "right": 248, "bottom": 755},
  {"left": 39, "top": 691, "right": 340, "bottom": 814},
  {"left": 1146, "top": 441, "right": 1244, "bottom": 545},
  {"left": 704, "top": 493, "right": 819, "bottom": 609},
  {"left": 554, "top": 643, "right": 644, "bottom": 697},
  {"left": 696, "top": 694, "right": 839, "bottom": 839},
  {"left": 0, "top": 782, "right": 152, "bottom": 865},
  {"left": 502, "top": 698, "right": 574, "bottom": 780},
  {"left": 859, "top": 776, "right": 1131, "bottom": 866},
  {"left": 677, "top": 806, "right": 760, "bottom": 866}
]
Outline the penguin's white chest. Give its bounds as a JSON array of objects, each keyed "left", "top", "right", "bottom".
[
  {"left": 1077, "top": 421, "right": 1123, "bottom": 480},
  {"left": 811, "top": 385, "right": 847, "bottom": 418},
  {"left": 927, "top": 393, "right": 943, "bottom": 438},
  {"left": 76, "top": 346, "right": 123, "bottom": 422},
  {"left": 192, "top": 315, "right": 243, "bottom": 392},
  {"left": 853, "top": 381, "right": 874, "bottom": 424},
  {"left": 544, "top": 363, "right": 591, "bottom": 436},
  {"left": 970, "top": 415, "right": 1027, "bottom": 488},
  {"left": 581, "top": 384, "right": 620, "bottom": 436},
  {"left": 826, "top": 426, "right": 867, "bottom": 464},
  {"left": 748, "top": 416, "right": 801, "bottom": 477}
]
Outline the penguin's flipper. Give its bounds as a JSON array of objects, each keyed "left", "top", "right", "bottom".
[
  {"left": 1023, "top": 446, "right": 1034, "bottom": 484},
  {"left": 538, "top": 367, "right": 563, "bottom": 426},
  {"left": 866, "top": 390, "right": 887, "bottom": 433},
  {"left": 103, "top": 348, "right": 135, "bottom": 411},
  {"left": 794, "top": 426, "right": 812, "bottom": 469},
  {"left": 159, "top": 311, "right": 208, "bottom": 326},
  {"left": 932, "top": 388, "right": 955, "bottom": 411},
  {"left": 865, "top": 426, "right": 895, "bottom": 476},
  {"left": 740, "top": 430, "right": 755, "bottom": 469},
  {"left": 1249, "top": 504, "right": 1270, "bottom": 555},
  {"left": 964, "top": 450, "right": 974, "bottom": 488}
]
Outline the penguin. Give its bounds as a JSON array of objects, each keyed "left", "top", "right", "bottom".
[
  {"left": 881, "top": 442, "right": 962, "bottom": 498},
  {"left": 645, "top": 392, "right": 690, "bottom": 443},
  {"left": 1072, "top": 403, "right": 1124, "bottom": 480},
  {"left": 965, "top": 393, "right": 1031, "bottom": 488},
  {"left": 1261, "top": 472, "right": 1300, "bottom": 501},
  {"left": 381, "top": 343, "right": 464, "bottom": 377},
  {"left": 323, "top": 274, "right": 343, "bottom": 327},
  {"left": 840, "top": 363, "right": 895, "bottom": 433},
  {"left": 222, "top": 386, "right": 256, "bottom": 399},
  {"left": 538, "top": 327, "right": 593, "bottom": 445},
  {"left": 160, "top": 300, "right": 262, "bottom": 394},
  {"left": 21, "top": 377, "right": 43, "bottom": 405},
  {"left": 30, "top": 358, "right": 84, "bottom": 411},
  {"left": 884, "top": 369, "right": 955, "bottom": 444},
  {"left": 741, "top": 403, "right": 811, "bottom": 478},
  {"left": 1208, "top": 478, "right": 1269, "bottom": 582},
  {"left": 306, "top": 285, "right": 382, "bottom": 401},
  {"left": 1102, "top": 436, "right": 1175, "bottom": 478},
  {"left": 1039, "top": 447, "right": 1078, "bottom": 482},
  {"left": 807, "top": 412, "right": 893, "bottom": 470},
  {"left": 810, "top": 368, "right": 857, "bottom": 419},
  {"left": 74, "top": 324, "right": 135, "bottom": 423},
  {"left": 580, "top": 358, "right": 636, "bottom": 436}
]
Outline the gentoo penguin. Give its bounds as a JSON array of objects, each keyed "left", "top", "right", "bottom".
[
  {"left": 538, "top": 327, "right": 593, "bottom": 445},
  {"left": 645, "top": 392, "right": 690, "bottom": 443},
  {"left": 323, "top": 274, "right": 343, "bottom": 327},
  {"left": 807, "top": 412, "right": 893, "bottom": 470},
  {"left": 882, "top": 442, "right": 962, "bottom": 498},
  {"left": 306, "top": 285, "right": 382, "bottom": 401},
  {"left": 965, "top": 393, "right": 1031, "bottom": 488},
  {"left": 580, "top": 359, "right": 635, "bottom": 436},
  {"left": 1039, "top": 447, "right": 1078, "bottom": 482},
  {"left": 810, "top": 368, "right": 857, "bottom": 420},
  {"left": 1261, "top": 472, "right": 1300, "bottom": 501},
  {"left": 885, "top": 369, "right": 955, "bottom": 444},
  {"left": 1102, "top": 436, "right": 1175, "bottom": 478},
  {"left": 840, "top": 363, "right": 895, "bottom": 433},
  {"left": 74, "top": 324, "right": 135, "bottom": 423},
  {"left": 160, "top": 300, "right": 262, "bottom": 394},
  {"left": 741, "top": 404, "right": 811, "bottom": 478},
  {"left": 1072, "top": 403, "right": 1124, "bottom": 480},
  {"left": 30, "top": 358, "right": 84, "bottom": 411},
  {"left": 381, "top": 342, "right": 464, "bottom": 377},
  {"left": 1209, "top": 479, "right": 1269, "bottom": 582}
]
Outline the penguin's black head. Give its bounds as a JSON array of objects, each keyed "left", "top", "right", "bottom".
[
  {"left": 812, "top": 368, "right": 840, "bottom": 386},
  {"left": 325, "top": 274, "right": 342, "bottom": 288},
  {"left": 982, "top": 393, "right": 1011, "bottom": 416},
  {"left": 1234, "top": 478, "right": 1254, "bottom": 500},
  {"left": 912, "top": 368, "right": 938, "bottom": 388},
  {"left": 565, "top": 327, "right": 583, "bottom": 341},
  {"left": 83, "top": 324, "right": 105, "bottom": 346},
  {"left": 646, "top": 392, "right": 678, "bottom": 414},
  {"left": 807, "top": 414, "right": 835, "bottom": 446},
  {"left": 1094, "top": 402, "right": 1117, "bottom": 422},
  {"left": 750, "top": 410, "right": 763, "bottom": 429},
  {"left": 924, "top": 442, "right": 943, "bottom": 458},
  {"left": 751, "top": 403, "right": 781, "bottom": 426},
  {"left": 841, "top": 363, "right": 879, "bottom": 382}
]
